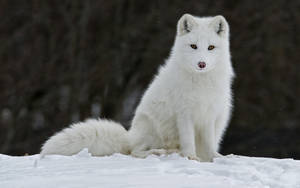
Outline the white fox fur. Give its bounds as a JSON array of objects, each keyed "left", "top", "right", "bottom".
[
  {"left": 41, "top": 119, "right": 130, "bottom": 157},
  {"left": 41, "top": 14, "right": 234, "bottom": 162}
]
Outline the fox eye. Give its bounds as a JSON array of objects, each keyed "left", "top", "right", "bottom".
[
  {"left": 190, "top": 44, "right": 197, "bottom": 49},
  {"left": 208, "top": 45, "right": 215, "bottom": 50}
]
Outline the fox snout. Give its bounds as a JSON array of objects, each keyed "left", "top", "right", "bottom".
[{"left": 198, "top": 62, "right": 206, "bottom": 69}]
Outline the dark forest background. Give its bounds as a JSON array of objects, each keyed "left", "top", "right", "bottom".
[{"left": 0, "top": 0, "right": 299, "bottom": 159}]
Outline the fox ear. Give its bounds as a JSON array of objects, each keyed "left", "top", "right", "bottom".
[
  {"left": 210, "top": 15, "right": 229, "bottom": 37},
  {"left": 177, "top": 14, "right": 197, "bottom": 36}
]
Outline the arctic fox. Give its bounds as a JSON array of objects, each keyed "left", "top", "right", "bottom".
[{"left": 41, "top": 14, "right": 234, "bottom": 162}]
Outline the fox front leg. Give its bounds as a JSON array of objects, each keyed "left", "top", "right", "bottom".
[
  {"left": 176, "top": 114, "right": 200, "bottom": 161},
  {"left": 198, "top": 120, "right": 221, "bottom": 162}
]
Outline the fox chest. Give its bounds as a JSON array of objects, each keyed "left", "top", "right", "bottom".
[
  {"left": 146, "top": 81, "right": 227, "bottom": 124},
  {"left": 172, "top": 86, "right": 225, "bottom": 122}
]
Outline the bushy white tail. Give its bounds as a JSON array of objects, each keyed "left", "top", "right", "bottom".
[{"left": 40, "top": 119, "right": 130, "bottom": 157}]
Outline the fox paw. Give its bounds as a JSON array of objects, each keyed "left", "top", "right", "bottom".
[
  {"left": 179, "top": 152, "right": 201, "bottom": 162},
  {"left": 187, "top": 155, "right": 201, "bottom": 162}
]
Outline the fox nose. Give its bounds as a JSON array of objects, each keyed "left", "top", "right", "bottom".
[{"left": 198, "top": 62, "right": 206, "bottom": 69}]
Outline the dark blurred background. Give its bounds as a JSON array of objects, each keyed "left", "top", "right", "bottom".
[{"left": 0, "top": 0, "right": 299, "bottom": 159}]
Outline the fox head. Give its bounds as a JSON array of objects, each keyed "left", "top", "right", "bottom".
[{"left": 173, "top": 14, "right": 230, "bottom": 74}]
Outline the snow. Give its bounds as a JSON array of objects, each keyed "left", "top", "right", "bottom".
[{"left": 1, "top": 149, "right": 300, "bottom": 188}]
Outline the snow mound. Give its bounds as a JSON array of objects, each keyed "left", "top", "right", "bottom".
[{"left": 0, "top": 151, "right": 299, "bottom": 188}]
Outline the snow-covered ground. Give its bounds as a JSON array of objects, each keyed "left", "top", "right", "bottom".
[{"left": 1, "top": 149, "right": 300, "bottom": 188}]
